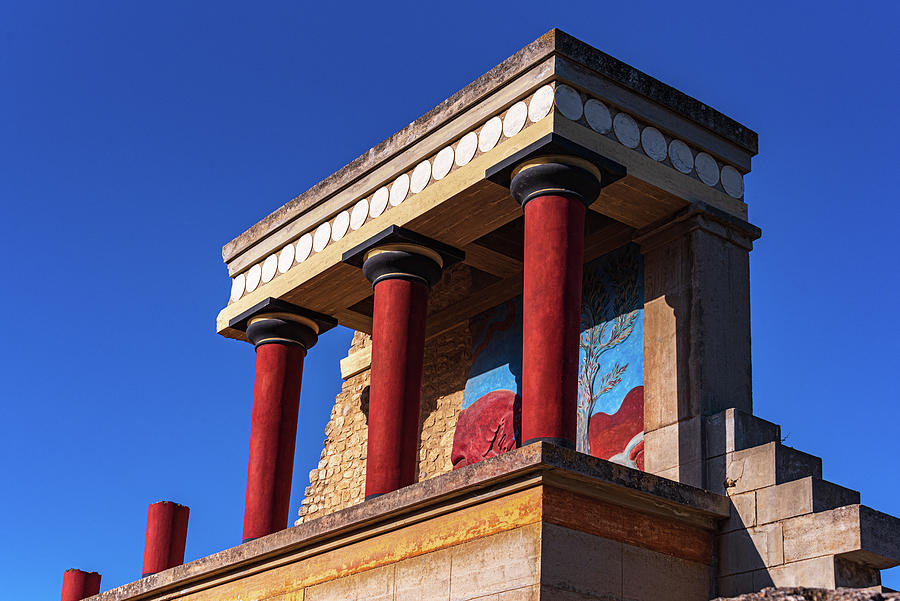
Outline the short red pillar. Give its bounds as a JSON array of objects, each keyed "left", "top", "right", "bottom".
[
  {"left": 61, "top": 569, "right": 101, "bottom": 601},
  {"left": 142, "top": 501, "right": 189, "bottom": 577},
  {"left": 229, "top": 299, "right": 336, "bottom": 542},
  {"left": 342, "top": 226, "right": 462, "bottom": 499},
  {"left": 509, "top": 157, "right": 603, "bottom": 448}
]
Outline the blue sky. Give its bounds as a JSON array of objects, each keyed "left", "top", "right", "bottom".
[{"left": 2, "top": 1, "right": 898, "bottom": 596}]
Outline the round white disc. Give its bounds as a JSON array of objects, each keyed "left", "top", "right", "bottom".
[
  {"left": 230, "top": 274, "right": 245, "bottom": 302},
  {"left": 668, "top": 139, "right": 694, "bottom": 174},
  {"left": 295, "top": 233, "right": 313, "bottom": 263},
  {"left": 369, "top": 186, "right": 389, "bottom": 218},
  {"left": 641, "top": 127, "right": 667, "bottom": 161},
  {"left": 613, "top": 113, "right": 640, "bottom": 148},
  {"left": 313, "top": 222, "right": 331, "bottom": 252},
  {"left": 478, "top": 116, "right": 502, "bottom": 153},
  {"left": 584, "top": 99, "right": 612, "bottom": 133},
  {"left": 721, "top": 165, "right": 744, "bottom": 198},
  {"left": 695, "top": 152, "right": 720, "bottom": 186},
  {"left": 554, "top": 84, "right": 583, "bottom": 121},
  {"left": 261, "top": 254, "right": 278, "bottom": 283},
  {"left": 432, "top": 146, "right": 454, "bottom": 180},
  {"left": 528, "top": 85, "right": 554, "bottom": 122},
  {"left": 502, "top": 101, "right": 527, "bottom": 138},
  {"left": 410, "top": 160, "right": 431, "bottom": 194},
  {"left": 350, "top": 198, "right": 368, "bottom": 230},
  {"left": 389, "top": 173, "right": 409, "bottom": 206},
  {"left": 331, "top": 211, "right": 350, "bottom": 241},
  {"left": 245, "top": 264, "right": 261, "bottom": 293},
  {"left": 455, "top": 131, "right": 478, "bottom": 166},
  {"left": 278, "top": 243, "right": 295, "bottom": 274}
]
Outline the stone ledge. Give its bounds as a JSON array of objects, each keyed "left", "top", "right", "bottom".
[
  {"left": 90, "top": 443, "right": 728, "bottom": 601},
  {"left": 715, "top": 587, "right": 900, "bottom": 601}
]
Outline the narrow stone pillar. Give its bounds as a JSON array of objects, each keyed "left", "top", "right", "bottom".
[
  {"left": 636, "top": 203, "right": 760, "bottom": 487},
  {"left": 61, "top": 569, "right": 101, "bottom": 601},
  {"left": 508, "top": 156, "right": 603, "bottom": 448},
  {"left": 343, "top": 226, "right": 462, "bottom": 499},
  {"left": 142, "top": 501, "right": 189, "bottom": 577},
  {"left": 228, "top": 298, "right": 337, "bottom": 541}
]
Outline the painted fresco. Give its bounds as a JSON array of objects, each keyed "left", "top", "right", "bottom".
[{"left": 450, "top": 244, "right": 644, "bottom": 470}]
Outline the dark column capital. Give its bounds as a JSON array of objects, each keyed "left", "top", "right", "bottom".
[
  {"left": 228, "top": 298, "right": 337, "bottom": 349},
  {"left": 342, "top": 225, "right": 464, "bottom": 288},
  {"left": 486, "top": 132, "right": 625, "bottom": 208}
]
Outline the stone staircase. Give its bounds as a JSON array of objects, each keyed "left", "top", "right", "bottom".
[{"left": 702, "top": 409, "right": 900, "bottom": 596}]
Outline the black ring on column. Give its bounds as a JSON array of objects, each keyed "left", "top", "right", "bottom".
[
  {"left": 362, "top": 249, "right": 443, "bottom": 288},
  {"left": 245, "top": 317, "right": 319, "bottom": 349},
  {"left": 510, "top": 160, "right": 603, "bottom": 209}
]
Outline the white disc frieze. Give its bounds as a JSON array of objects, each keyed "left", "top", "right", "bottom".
[
  {"left": 410, "top": 160, "right": 431, "bottom": 194},
  {"left": 528, "top": 85, "right": 554, "bottom": 122},
  {"left": 455, "top": 132, "right": 478, "bottom": 166},
  {"left": 554, "top": 84, "right": 583, "bottom": 121},
  {"left": 295, "top": 233, "right": 313, "bottom": 263},
  {"left": 331, "top": 211, "right": 350, "bottom": 241},
  {"left": 641, "top": 127, "right": 667, "bottom": 161},
  {"left": 503, "top": 101, "right": 527, "bottom": 138},
  {"left": 389, "top": 173, "right": 409, "bottom": 206},
  {"left": 245, "top": 264, "right": 261, "bottom": 293},
  {"left": 613, "top": 113, "right": 640, "bottom": 148},
  {"left": 721, "top": 165, "right": 744, "bottom": 198},
  {"left": 369, "top": 186, "right": 389, "bottom": 218},
  {"left": 313, "top": 222, "right": 331, "bottom": 252},
  {"left": 478, "top": 116, "right": 502, "bottom": 153},
  {"left": 261, "top": 254, "right": 278, "bottom": 283},
  {"left": 432, "top": 146, "right": 454, "bottom": 180},
  {"left": 350, "top": 198, "right": 368, "bottom": 230},
  {"left": 668, "top": 139, "right": 694, "bottom": 174},
  {"left": 695, "top": 152, "right": 720, "bottom": 186},
  {"left": 584, "top": 99, "right": 612, "bottom": 133},
  {"left": 230, "top": 274, "right": 245, "bottom": 302},
  {"left": 278, "top": 244, "right": 295, "bottom": 274}
]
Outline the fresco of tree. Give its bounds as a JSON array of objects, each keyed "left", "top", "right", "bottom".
[{"left": 576, "top": 245, "right": 643, "bottom": 454}]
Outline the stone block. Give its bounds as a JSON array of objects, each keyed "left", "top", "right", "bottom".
[
  {"left": 644, "top": 417, "right": 702, "bottom": 473},
  {"left": 394, "top": 547, "right": 451, "bottom": 601},
  {"left": 622, "top": 542, "right": 710, "bottom": 601},
  {"left": 721, "top": 491, "right": 756, "bottom": 533},
  {"left": 704, "top": 409, "right": 781, "bottom": 458},
  {"left": 541, "top": 523, "right": 622, "bottom": 599},
  {"left": 756, "top": 477, "right": 860, "bottom": 525},
  {"left": 782, "top": 505, "right": 900, "bottom": 569},
  {"left": 726, "top": 442, "right": 822, "bottom": 494},
  {"left": 449, "top": 525, "right": 541, "bottom": 601},
  {"left": 718, "top": 524, "right": 784, "bottom": 576},
  {"left": 304, "top": 564, "right": 394, "bottom": 601},
  {"left": 716, "top": 571, "right": 756, "bottom": 597},
  {"left": 764, "top": 555, "right": 881, "bottom": 589}
]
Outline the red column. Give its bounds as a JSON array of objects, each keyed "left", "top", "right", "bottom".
[
  {"left": 242, "top": 341, "right": 306, "bottom": 541},
  {"left": 365, "top": 277, "right": 429, "bottom": 498},
  {"left": 521, "top": 194, "right": 586, "bottom": 446},
  {"left": 61, "top": 569, "right": 100, "bottom": 601},
  {"left": 142, "top": 501, "right": 189, "bottom": 577}
]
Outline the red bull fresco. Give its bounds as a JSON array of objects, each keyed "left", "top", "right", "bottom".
[{"left": 451, "top": 244, "right": 644, "bottom": 470}]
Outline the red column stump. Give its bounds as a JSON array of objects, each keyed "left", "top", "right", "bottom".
[
  {"left": 61, "top": 569, "right": 101, "bottom": 601},
  {"left": 142, "top": 501, "right": 189, "bottom": 577}
]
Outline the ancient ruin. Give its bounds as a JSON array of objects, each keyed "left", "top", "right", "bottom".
[{"left": 61, "top": 29, "right": 898, "bottom": 601}]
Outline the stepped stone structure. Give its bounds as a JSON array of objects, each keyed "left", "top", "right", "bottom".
[{"left": 73, "top": 29, "right": 898, "bottom": 601}]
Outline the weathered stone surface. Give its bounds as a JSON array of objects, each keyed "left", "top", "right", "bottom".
[
  {"left": 622, "top": 543, "right": 710, "bottom": 601},
  {"left": 715, "top": 586, "right": 899, "bottom": 601},
  {"left": 541, "top": 523, "right": 622, "bottom": 599},
  {"left": 449, "top": 525, "right": 541, "bottom": 601},
  {"left": 719, "top": 524, "right": 785, "bottom": 576},
  {"left": 756, "top": 478, "right": 860, "bottom": 525},
  {"left": 726, "top": 442, "right": 822, "bottom": 495},
  {"left": 705, "top": 409, "right": 781, "bottom": 458}
]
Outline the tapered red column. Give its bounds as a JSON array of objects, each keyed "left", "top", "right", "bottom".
[
  {"left": 142, "top": 501, "right": 189, "bottom": 577},
  {"left": 343, "top": 226, "right": 463, "bottom": 499},
  {"left": 228, "top": 298, "right": 336, "bottom": 542},
  {"left": 509, "top": 156, "right": 604, "bottom": 448},
  {"left": 61, "top": 569, "right": 101, "bottom": 601}
]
